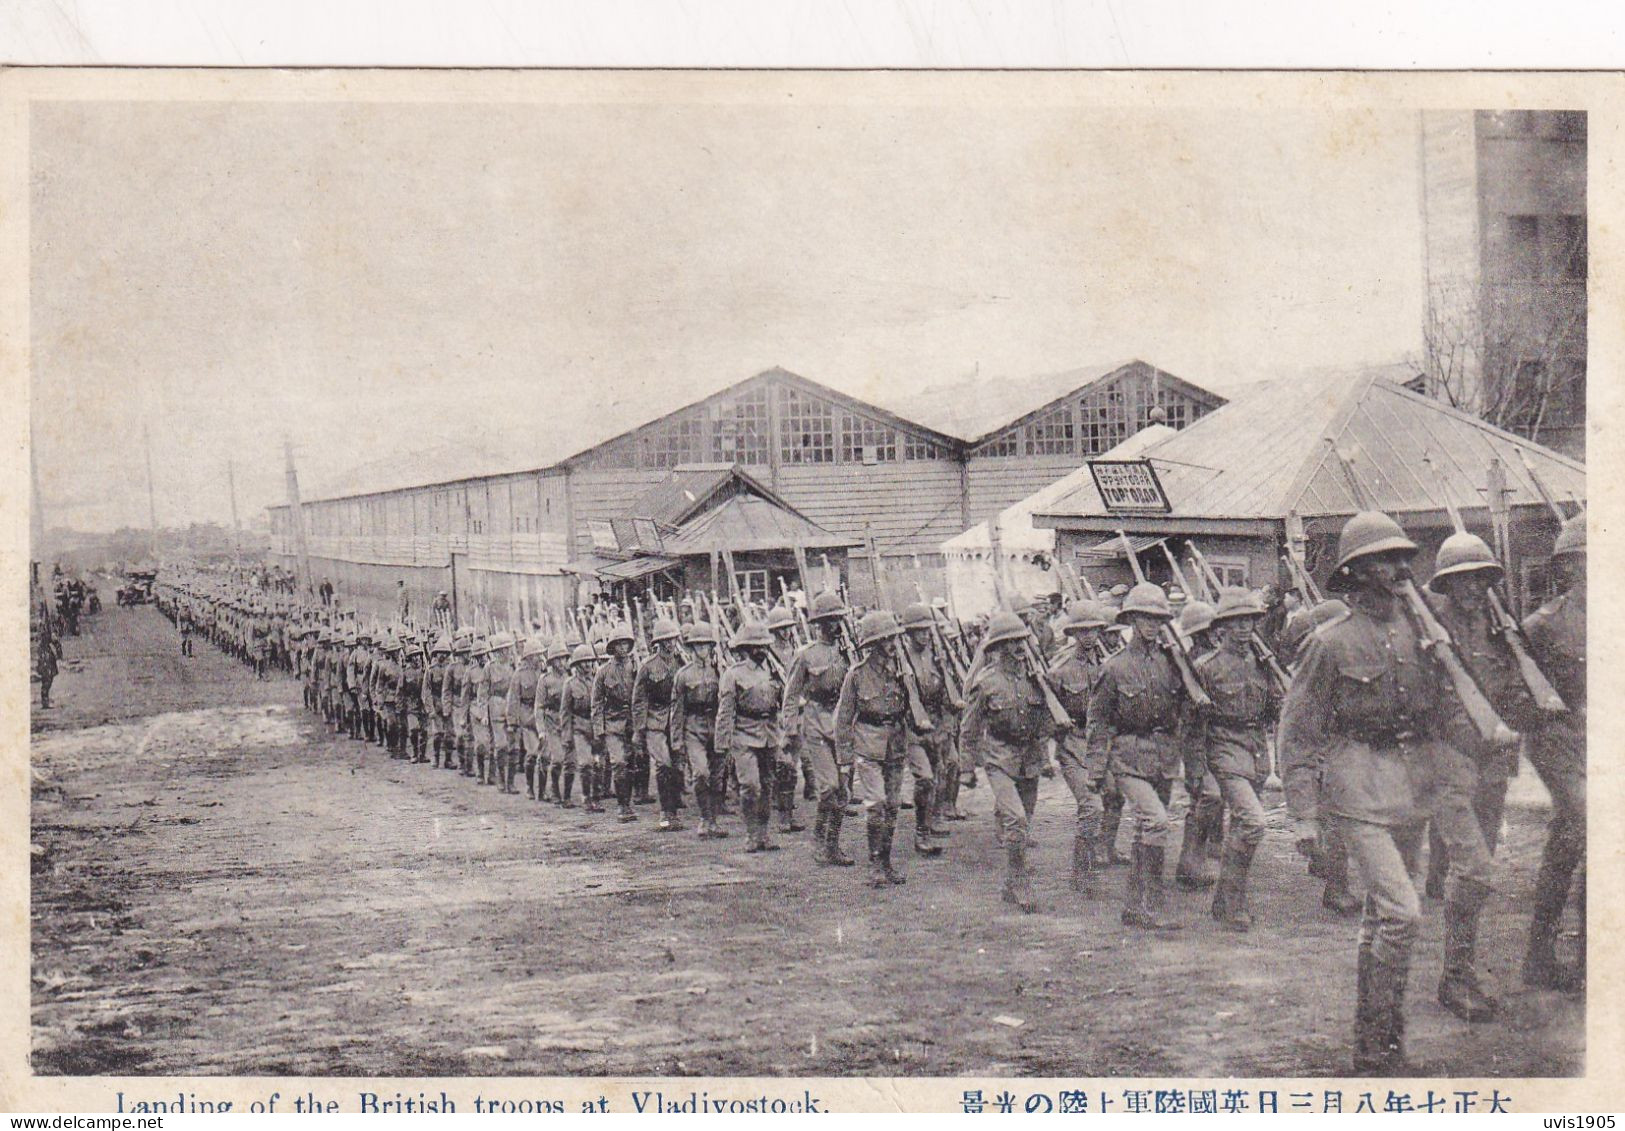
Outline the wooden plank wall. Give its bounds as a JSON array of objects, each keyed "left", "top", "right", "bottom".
[
  {"left": 964, "top": 456, "right": 1083, "bottom": 530},
  {"left": 776, "top": 461, "right": 963, "bottom": 559}
]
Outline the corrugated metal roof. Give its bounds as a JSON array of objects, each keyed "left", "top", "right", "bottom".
[
  {"left": 1076, "top": 533, "right": 1168, "bottom": 560},
  {"left": 598, "top": 555, "right": 682, "bottom": 581},
  {"left": 627, "top": 465, "right": 739, "bottom": 527},
  {"left": 664, "top": 495, "right": 858, "bottom": 555},
  {"left": 1034, "top": 365, "right": 1585, "bottom": 524}
]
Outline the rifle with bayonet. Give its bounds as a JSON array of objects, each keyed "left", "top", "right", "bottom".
[
  {"left": 1186, "top": 541, "right": 1292, "bottom": 696},
  {"left": 1328, "top": 444, "right": 1519, "bottom": 748},
  {"left": 1117, "top": 530, "right": 1212, "bottom": 709},
  {"left": 1419, "top": 452, "right": 1567, "bottom": 718}
]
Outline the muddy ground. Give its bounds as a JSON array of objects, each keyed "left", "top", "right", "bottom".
[{"left": 30, "top": 605, "right": 1582, "bottom": 1078}]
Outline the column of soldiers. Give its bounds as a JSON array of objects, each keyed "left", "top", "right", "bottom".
[{"left": 148, "top": 506, "right": 1584, "bottom": 1075}]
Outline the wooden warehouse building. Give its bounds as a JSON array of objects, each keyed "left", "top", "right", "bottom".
[
  {"left": 267, "top": 361, "right": 1225, "bottom": 623},
  {"left": 1031, "top": 366, "right": 1585, "bottom": 610}
]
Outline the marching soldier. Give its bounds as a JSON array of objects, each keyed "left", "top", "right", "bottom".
[
  {"left": 468, "top": 636, "right": 493, "bottom": 782},
  {"left": 716, "top": 620, "right": 785, "bottom": 853},
  {"left": 374, "top": 635, "right": 402, "bottom": 757},
  {"left": 1194, "top": 589, "right": 1281, "bottom": 932},
  {"left": 1521, "top": 512, "right": 1586, "bottom": 992},
  {"left": 402, "top": 634, "right": 429, "bottom": 763},
  {"left": 900, "top": 603, "right": 954, "bottom": 856},
  {"left": 960, "top": 610, "right": 1061, "bottom": 911},
  {"left": 835, "top": 610, "right": 915, "bottom": 886},
  {"left": 425, "top": 635, "right": 451, "bottom": 767},
  {"left": 444, "top": 632, "right": 469, "bottom": 773},
  {"left": 766, "top": 604, "right": 807, "bottom": 827},
  {"left": 1422, "top": 532, "right": 1540, "bottom": 897},
  {"left": 1174, "top": 598, "right": 1224, "bottom": 890},
  {"left": 485, "top": 632, "right": 517, "bottom": 792},
  {"left": 632, "top": 618, "right": 685, "bottom": 831},
  {"left": 592, "top": 624, "right": 640, "bottom": 822},
  {"left": 513, "top": 638, "right": 543, "bottom": 797},
  {"left": 538, "top": 640, "right": 572, "bottom": 805},
  {"left": 1086, "top": 583, "right": 1188, "bottom": 931},
  {"left": 782, "top": 592, "right": 851, "bottom": 858},
  {"left": 35, "top": 628, "right": 60, "bottom": 709},
  {"left": 562, "top": 644, "right": 600, "bottom": 812},
  {"left": 1280, "top": 511, "right": 1503, "bottom": 1075},
  {"left": 1049, "top": 600, "right": 1112, "bottom": 897},
  {"left": 672, "top": 622, "right": 726, "bottom": 839},
  {"left": 932, "top": 601, "right": 970, "bottom": 823}
]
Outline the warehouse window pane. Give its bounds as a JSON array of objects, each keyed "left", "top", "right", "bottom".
[
  {"left": 905, "top": 434, "right": 943, "bottom": 460},
  {"left": 840, "top": 412, "right": 897, "bottom": 462},
  {"left": 1023, "top": 405, "right": 1075, "bottom": 455},
  {"left": 1079, "top": 386, "right": 1129, "bottom": 454},
  {"left": 780, "top": 389, "right": 835, "bottom": 464},
  {"left": 642, "top": 409, "right": 707, "bottom": 468},
  {"left": 713, "top": 387, "right": 771, "bottom": 464}
]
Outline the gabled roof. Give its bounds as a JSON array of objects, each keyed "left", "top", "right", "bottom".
[
  {"left": 663, "top": 493, "right": 858, "bottom": 555},
  {"left": 1034, "top": 366, "right": 1585, "bottom": 525},
  {"left": 626, "top": 463, "right": 797, "bottom": 529},
  {"left": 890, "top": 359, "right": 1225, "bottom": 445}
]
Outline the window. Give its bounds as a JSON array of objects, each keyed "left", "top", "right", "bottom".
[
  {"left": 841, "top": 412, "right": 897, "bottom": 462},
  {"left": 642, "top": 409, "right": 708, "bottom": 468},
  {"left": 733, "top": 569, "right": 769, "bottom": 605},
  {"left": 904, "top": 434, "right": 943, "bottom": 460},
  {"left": 975, "top": 433, "right": 1019, "bottom": 457},
  {"left": 780, "top": 389, "right": 835, "bottom": 464},
  {"left": 1204, "top": 555, "right": 1250, "bottom": 588},
  {"left": 1079, "top": 386, "right": 1129, "bottom": 454},
  {"left": 713, "top": 387, "right": 771, "bottom": 464},
  {"left": 1023, "top": 405, "right": 1075, "bottom": 455}
]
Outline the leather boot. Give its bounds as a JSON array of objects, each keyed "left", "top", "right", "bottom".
[
  {"left": 826, "top": 805, "right": 854, "bottom": 866},
  {"left": 582, "top": 767, "right": 604, "bottom": 813},
  {"left": 778, "top": 798, "right": 805, "bottom": 834},
  {"left": 616, "top": 766, "right": 638, "bottom": 823},
  {"left": 866, "top": 815, "right": 888, "bottom": 886},
  {"left": 525, "top": 757, "right": 536, "bottom": 798},
  {"left": 756, "top": 790, "right": 780, "bottom": 851},
  {"left": 1004, "top": 844, "right": 1037, "bottom": 912},
  {"left": 1522, "top": 840, "right": 1585, "bottom": 992},
  {"left": 1321, "top": 828, "right": 1362, "bottom": 915},
  {"left": 1211, "top": 841, "right": 1257, "bottom": 932},
  {"left": 1071, "top": 835, "right": 1101, "bottom": 898},
  {"left": 1103, "top": 800, "right": 1129, "bottom": 864},
  {"left": 1438, "top": 882, "right": 1500, "bottom": 1022},
  {"left": 1175, "top": 808, "right": 1216, "bottom": 890},
  {"left": 913, "top": 781, "right": 943, "bottom": 856},
  {"left": 881, "top": 812, "right": 906, "bottom": 884},
  {"left": 1124, "top": 845, "right": 1182, "bottom": 930},
  {"left": 1352, "top": 942, "right": 1399, "bottom": 1074},
  {"left": 811, "top": 804, "right": 832, "bottom": 863},
  {"left": 1205, "top": 802, "right": 1226, "bottom": 862}
]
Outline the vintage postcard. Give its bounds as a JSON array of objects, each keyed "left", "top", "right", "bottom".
[{"left": 4, "top": 68, "right": 1620, "bottom": 1114}]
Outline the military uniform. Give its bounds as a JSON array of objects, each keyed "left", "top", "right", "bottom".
[
  {"left": 835, "top": 634, "right": 912, "bottom": 884},
  {"left": 468, "top": 651, "right": 493, "bottom": 782},
  {"left": 901, "top": 626, "right": 953, "bottom": 853},
  {"left": 486, "top": 642, "right": 516, "bottom": 791},
  {"left": 716, "top": 646, "right": 785, "bottom": 851},
  {"left": 561, "top": 659, "right": 601, "bottom": 811},
  {"left": 632, "top": 643, "right": 683, "bottom": 827},
  {"left": 511, "top": 649, "right": 541, "bottom": 796},
  {"left": 782, "top": 637, "right": 848, "bottom": 811},
  {"left": 401, "top": 644, "right": 428, "bottom": 762},
  {"left": 539, "top": 654, "right": 572, "bottom": 804},
  {"left": 592, "top": 648, "right": 639, "bottom": 820},
  {"left": 1049, "top": 605, "right": 1109, "bottom": 894},
  {"left": 1521, "top": 546, "right": 1585, "bottom": 990},
  {"left": 671, "top": 639, "right": 724, "bottom": 837}
]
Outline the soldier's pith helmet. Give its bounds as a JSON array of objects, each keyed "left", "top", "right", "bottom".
[
  {"left": 1120, "top": 582, "right": 1174, "bottom": 620},
  {"left": 1553, "top": 510, "right": 1585, "bottom": 558},
  {"left": 546, "top": 639, "right": 571, "bottom": 662},
  {"left": 982, "top": 610, "right": 1032, "bottom": 647},
  {"left": 431, "top": 635, "right": 453, "bottom": 654},
  {"left": 730, "top": 620, "right": 773, "bottom": 650},
  {"left": 606, "top": 622, "right": 635, "bottom": 648},
  {"left": 649, "top": 617, "right": 681, "bottom": 644},
  {"left": 856, "top": 609, "right": 902, "bottom": 648},
  {"left": 492, "top": 631, "right": 518, "bottom": 653},
  {"left": 808, "top": 591, "right": 846, "bottom": 623},
  {"left": 1332, "top": 511, "right": 1417, "bottom": 574},
  {"left": 765, "top": 605, "right": 797, "bottom": 632},
  {"left": 1062, "top": 601, "right": 1111, "bottom": 632},
  {"left": 1177, "top": 599, "right": 1217, "bottom": 637},
  {"left": 900, "top": 602, "right": 935, "bottom": 630},
  {"left": 1210, "top": 588, "right": 1267, "bottom": 623},
  {"left": 569, "top": 643, "right": 596, "bottom": 667},
  {"left": 1427, "top": 531, "right": 1504, "bottom": 590},
  {"left": 520, "top": 636, "right": 546, "bottom": 659}
]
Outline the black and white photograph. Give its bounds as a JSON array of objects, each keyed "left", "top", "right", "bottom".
[{"left": 16, "top": 69, "right": 1600, "bottom": 1104}]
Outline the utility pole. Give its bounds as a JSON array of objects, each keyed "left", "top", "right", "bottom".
[
  {"left": 227, "top": 458, "right": 242, "bottom": 563},
  {"left": 143, "top": 422, "right": 159, "bottom": 560},
  {"left": 283, "top": 437, "right": 313, "bottom": 596}
]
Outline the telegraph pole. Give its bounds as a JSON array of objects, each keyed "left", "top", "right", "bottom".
[
  {"left": 143, "top": 422, "right": 159, "bottom": 559},
  {"left": 227, "top": 458, "right": 242, "bottom": 563},
  {"left": 283, "top": 438, "right": 313, "bottom": 596}
]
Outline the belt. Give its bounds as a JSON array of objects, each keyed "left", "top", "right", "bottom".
[
  {"left": 737, "top": 706, "right": 776, "bottom": 720},
  {"left": 1346, "top": 725, "right": 1420, "bottom": 746},
  {"left": 808, "top": 692, "right": 840, "bottom": 708},
  {"left": 1120, "top": 725, "right": 1173, "bottom": 738},
  {"left": 857, "top": 710, "right": 903, "bottom": 726}
]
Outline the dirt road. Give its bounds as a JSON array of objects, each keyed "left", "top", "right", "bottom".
[{"left": 31, "top": 605, "right": 1582, "bottom": 1078}]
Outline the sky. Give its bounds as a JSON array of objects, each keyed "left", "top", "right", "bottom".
[{"left": 30, "top": 95, "right": 1428, "bottom": 531}]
